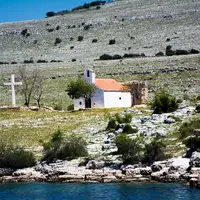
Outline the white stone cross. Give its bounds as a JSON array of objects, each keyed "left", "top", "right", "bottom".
[{"left": 4, "top": 74, "right": 22, "bottom": 106}]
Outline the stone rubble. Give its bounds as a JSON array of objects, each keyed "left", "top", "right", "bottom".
[{"left": 0, "top": 155, "right": 199, "bottom": 188}]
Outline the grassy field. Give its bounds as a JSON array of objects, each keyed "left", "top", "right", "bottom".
[{"left": 0, "top": 108, "right": 126, "bottom": 147}]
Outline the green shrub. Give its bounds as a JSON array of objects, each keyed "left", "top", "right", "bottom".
[
  {"left": 42, "top": 129, "right": 88, "bottom": 163},
  {"left": 122, "top": 124, "right": 138, "bottom": 134},
  {"left": 184, "top": 136, "right": 200, "bottom": 152},
  {"left": 124, "top": 113, "right": 133, "bottom": 123},
  {"left": 0, "top": 142, "right": 35, "bottom": 169},
  {"left": 115, "top": 113, "right": 132, "bottom": 123},
  {"left": 177, "top": 99, "right": 183, "bottom": 104},
  {"left": 115, "top": 113, "right": 125, "bottom": 124},
  {"left": 196, "top": 95, "right": 200, "bottom": 101},
  {"left": 106, "top": 113, "right": 133, "bottom": 131},
  {"left": 53, "top": 103, "right": 63, "bottom": 111},
  {"left": 151, "top": 90, "right": 178, "bottom": 114},
  {"left": 179, "top": 119, "right": 200, "bottom": 139},
  {"left": 143, "top": 137, "right": 166, "bottom": 165},
  {"left": 55, "top": 38, "right": 62, "bottom": 45},
  {"left": 115, "top": 134, "right": 142, "bottom": 164},
  {"left": 106, "top": 118, "right": 117, "bottom": 130},
  {"left": 57, "top": 135, "right": 88, "bottom": 160},
  {"left": 67, "top": 104, "right": 74, "bottom": 111}
]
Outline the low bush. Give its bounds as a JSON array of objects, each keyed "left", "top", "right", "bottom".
[
  {"left": 47, "top": 28, "right": 54, "bottom": 32},
  {"left": 106, "top": 113, "right": 133, "bottom": 130},
  {"left": 55, "top": 38, "right": 62, "bottom": 45},
  {"left": 53, "top": 103, "right": 63, "bottom": 111},
  {"left": 46, "top": 11, "right": 55, "bottom": 17},
  {"left": 115, "top": 113, "right": 132, "bottom": 123},
  {"left": 99, "top": 54, "right": 113, "bottom": 60},
  {"left": 106, "top": 118, "right": 117, "bottom": 130},
  {"left": 155, "top": 51, "right": 164, "bottom": 56},
  {"left": 177, "top": 99, "right": 183, "bottom": 104},
  {"left": 143, "top": 137, "right": 166, "bottom": 164},
  {"left": 179, "top": 119, "right": 200, "bottom": 139},
  {"left": 84, "top": 25, "right": 90, "bottom": 30},
  {"left": 24, "top": 59, "right": 34, "bottom": 64},
  {"left": 0, "top": 142, "right": 35, "bottom": 169},
  {"left": 21, "top": 29, "right": 28, "bottom": 36},
  {"left": 56, "top": 26, "right": 60, "bottom": 30},
  {"left": 196, "top": 95, "right": 200, "bottom": 101},
  {"left": 122, "top": 124, "right": 138, "bottom": 134},
  {"left": 184, "top": 136, "right": 200, "bottom": 152},
  {"left": 151, "top": 90, "right": 178, "bottom": 114},
  {"left": 115, "top": 134, "right": 142, "bottom": 164},
  {"left": 190, "top": 49, "right": 199, "bottom": 54},
  {"left": 42, "top": 130, "right": 88, "bottom": 163},
  {"left": 124, "top": 113, "right": 133, "bottom": 123},
  {"left": 37, "top": 60, "right": 48, "bottom": 63},
  {"left": 56, "top": 135, "right": 88, "bottom": 160},
  {"left": 78, "top": 36, "right": 84, "bottom": 41},
  {"left": 112, "top": 54, "right": 122, "bottom": 59},
  {"left": 123, "top": 53, "right": 145, "bottom": 58},
  {"left": 72, "top": 1, "right": 106, "bottom": 11},
  {"left": 175, "top": 49, "right": 189, "bottom": 55},
  {"left": 166, "top": 45, "right": 175, "bottom": 56},
  {"left": 67, "top": 104, "right": 74, "bottom": 111},
  {"left": 109, "top": 39, "right": 116, "bottom": 45},
  {"left": 92, "top": 39, "right": 98, "bottom": 43}
]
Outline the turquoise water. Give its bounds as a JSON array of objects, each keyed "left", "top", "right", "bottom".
[{"left": 0, "top": 183, "right": 200, "bottom": 200}]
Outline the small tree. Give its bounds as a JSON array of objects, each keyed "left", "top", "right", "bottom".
[
  {"left": 0, "top": 141, "right": 35, "bottom": 169},
  {"left": 115, "top": 134, "right": 142, "bottom": 164},
  {"left": 124, "top": 77, "right": 148, "bottom": 105},
  {"left": 41, "top": 129, "right": 88, "bottom": 163},
  {"left": 143, "top": 137, "right": 166, "bottom": 165},
  {"left": 66, "top": 78, "right": 95, "bottom": 99},
  {"left": 151, "top": 90, "right": 178, "bottom": 114},
  {"left": 18, "top": 66, "right": 44, "bottom": 107}
]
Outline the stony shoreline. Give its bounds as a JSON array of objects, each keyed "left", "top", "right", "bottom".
[{"left": 0, "top": 154, "right": 200, "bottom": 189}]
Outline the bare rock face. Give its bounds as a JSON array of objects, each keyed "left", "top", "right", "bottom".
[
  {"left": 189, "top": 152, "right": 200, "bottom": 167},
  {"left": 195, "top": 104, "right": 200, "bottom": 113},
  {"left": 0, "top": 168, "right": 14, "bottom": 176}
]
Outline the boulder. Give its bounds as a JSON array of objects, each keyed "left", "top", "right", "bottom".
[
  {"left": 140, "top": 167, "right": 152, "bottom": 175},
  {"left": 195, "top": 104, "right": 200, "bottom": 112},
  {"left": 151, "top": 163, "right": 163, "bottom": 172},
  {"left": 0, "top": 168, "right": 14, "bottom": 176},
  {"left": 164, "top": 118, "right": 176, "bottom": 124},
  {"left": 190, "top": 167, "right": 200, "bottom": 174},
  {"left": 86, "top": 160, "right": 104, "bottom": 170},
  {"left": 151, "top": 168, "right": 169, "bottom": 181},
  {"left": 13, "top": 168, "right": 43, "bottom": 178},
  {"left": 169, "top": 157, "right": 190, "bottom": 172},
  {"left": 189, "top": 152, "right": 200, "bottom": 167},
  {"left": 193, "top": 129, "right": 200, "bottom": 136}
]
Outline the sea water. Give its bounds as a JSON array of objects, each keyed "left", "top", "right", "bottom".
[{"left": 0, "top": 182, "right": 200, "bottom": 200}]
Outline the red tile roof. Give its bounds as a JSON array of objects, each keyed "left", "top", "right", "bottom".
[{"left": 95, "top": 78, "right": 128, "bottom": 91}]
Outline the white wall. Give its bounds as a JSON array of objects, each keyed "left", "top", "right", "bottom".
[
  {"left": 74, "top": 90, "right": 131, "bottom": 110},
  {"left": 91, "top": 88, "right": 104, "bottom": 108},
  {"left": 74, "top": 97, "right": 85, "bottom": 110},
  {"left": 104, "top": 91, "right": 131, "bottom": 108}
]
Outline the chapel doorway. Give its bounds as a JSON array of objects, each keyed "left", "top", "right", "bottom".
[{"left": 85, "top": 98, "right": 91, "bottom": 108}]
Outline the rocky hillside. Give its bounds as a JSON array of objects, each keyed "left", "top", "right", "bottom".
[
  {"left": 0, "top": 0, "right": 200, "bottom": 108},
  {"left": 0, "top": 0, "right": 200, "bottom": 64}
]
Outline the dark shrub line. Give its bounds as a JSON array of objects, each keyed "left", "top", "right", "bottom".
[{"left": 99, "top": 53, "right": 146, "bottom": 60}]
